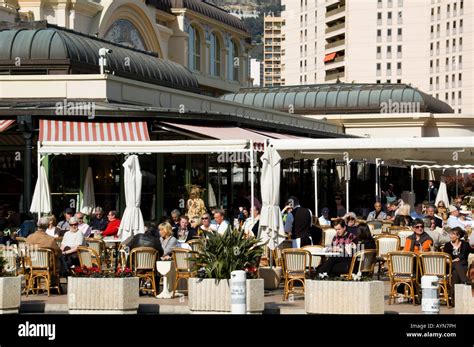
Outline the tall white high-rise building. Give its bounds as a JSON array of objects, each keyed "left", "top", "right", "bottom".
[{"left": 281, "top": 0, "right": 473, "bottom": 114}]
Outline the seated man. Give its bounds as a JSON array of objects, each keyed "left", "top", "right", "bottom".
[
  {"left": 404, "top": 218, "right": 433, "bottom": 253},
  {"left": 26, "top": 217, "right": 66, "bottom": 276},
  {"left": 410, "top": 203, "right": 425, "bottom": 220},
  {"left": 316, "top": 219, "right": 357, "bottom": 277},
  {"left": 425, "top": 205, "right": 443, "bottom": 228},
  {"left": 90, "top": 207, "right": 108, "bottom": 233},
  {"left": 210, "top": 210, "right": 230, "bottom": 235},
  {"left": 60, "top": 217, "right": 85, "bottom": 268},
  {"left": 367, "top": 202, "right": 387, "bottom": 221},
  {"left": 57, "top": 208, "right": 74, "bottom": 233},
  {"left": 101, "top": 210, "right": 121, "bottom": 237},
  {"left": 446, "top": 205, "right": 465, "bottom": 230},
  {"left": 126, "top": 229, "right": 163, "bottom": 256},
  {"left": 318, "top": 207, "right": 331, "bottom": 226},
  {"left": 75, "top": 212, "right": 92, "bottom": 238}
]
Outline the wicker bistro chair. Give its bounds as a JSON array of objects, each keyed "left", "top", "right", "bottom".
[
  {"left": 302, "top": 245, "right": 325, "bottom": 278},
  {"left": 130, "top": 247, "right": 159, "bottom": 297},
  {"left": 375, "top": 234, "right": 400, "bottom": 279},
  {"left": 321, "top": 228, "right": 337, "bottom": 247},
  {"left": 281, "top": 248, "right": 311, "bottom": 300},
  {"left": 77, "top": 246, "right": 102, "bottom": 270},
  {"left": 187, "top": 239, "right": 203, "bottom": 253},
  {"left": 272, "top": 240, "right": 293, "bottom": 267},
  {"left": 397, "top": 230, "right": 414, "bottom": 250},
  {"left": 343, "top": 249, "right": 377, "bottom": 280},
  {"left": 86, "top": 238, "right": 108, "bottom": 268},
  {"left": 381, "top": 221, "right": 393, "bottom": 233},
  {"left": 367, "top": 220, "right": 383, "bottom": 235},
  {"left": 172, "top": 249, "right": 197, "bottom": 298},
  {"left": 388, "top": 226, "right": 410, "bottom": 235},
  {"left": 25, "top": 247, "right": 61, "bottom": 296},
  {"left": 387, "top": 251, "right": 419, "bottom": 305},
  {"left": 419, "top": 252, "right": 452, "bottom": 307}
]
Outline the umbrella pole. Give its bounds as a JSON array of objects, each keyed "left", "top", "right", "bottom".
[
  {"left": 37, "top": 142, "right": 41, "bottom": 220},
  {"left": 250, "top": 144, "right": 254, "bottom": 227},
  {"left": 314, "top": 159, "right": 319, "bottom": 217}
]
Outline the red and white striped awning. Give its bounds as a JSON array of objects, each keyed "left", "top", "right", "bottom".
[
  {"left": 0, "top": 120, "right": 15, "bottom": 132},
  {"left": 39, "top": 120, "right": 150, "bottom": 142}
]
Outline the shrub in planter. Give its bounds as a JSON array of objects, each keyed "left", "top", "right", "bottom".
[
  {"left": 68, "top": 266, "right": 139, "bottom": 314},
  {"left": 0, "top": 250, "right": 21, "bottom": 314},
  {"left": 305, "top": 273, "right": 384, "bottom": 314},
  {"left": 188, "top": 228, "right": 264, "bottom": 313}
]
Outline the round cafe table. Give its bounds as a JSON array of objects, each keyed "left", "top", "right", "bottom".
[
  {"left": 156, "top": 260, "right": 176, "bottom": 299},
  {"left": 103, "top": 237, "right": 122, "bottom": 270}
]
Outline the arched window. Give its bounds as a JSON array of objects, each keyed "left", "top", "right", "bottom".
[
  {"left": 228, "top": 39, "right": 239, "bottom": 81},
  {"left": 188, "top": 25, "right": 201, "bottom": 71},
  {"left": 105, "top": 19, "right": 147, "bottom": 51},
  {"left": 210, "top": 32, "right": 221, "bottom": 76}
]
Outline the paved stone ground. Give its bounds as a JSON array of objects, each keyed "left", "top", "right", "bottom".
[{"left": 18, "top": 277, "right": 454, "bottom": 315}]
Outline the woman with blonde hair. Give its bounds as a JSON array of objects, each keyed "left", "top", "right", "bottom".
[
  {"left": 158, "top": 222, "right": 177, "bottom": 260},
  {"left": 45, "top": 215, "right": 61, "bottom": 238}
]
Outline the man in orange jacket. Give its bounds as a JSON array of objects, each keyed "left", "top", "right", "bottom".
[{"left": 404, "top": 218, "right": 433, "bottom": 253}]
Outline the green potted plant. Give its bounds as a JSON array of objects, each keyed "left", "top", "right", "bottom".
[
  {"left": 305, "top": 272, "right": 384, "bottom": 314},
  {"left": 0, "top": 249, "right": 21, "bottom": 314},
  {"left": 68, "top": 266, "right": 139, "bottom": 314},
  {"left": 188, "top": 228, "right": 265, "bottom": 314}
]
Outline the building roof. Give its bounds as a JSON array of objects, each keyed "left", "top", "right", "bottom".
[
  {"left": 146, "top": 0, "right": 247, "bottom": 32},
  {"left": 220, "top": 83, "right": 454, "bottom": 114},
  {"left": 0, "top": 23, "right": 200, "bottom": 93}
]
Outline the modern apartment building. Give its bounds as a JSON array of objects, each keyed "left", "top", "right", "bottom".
[
  {"left": 250, "top": 58, "right": 264, "bottom": 86},
  {"left": 281, "top": 0, "right": 473, "bottom": 114},
  {"left": 263, "top": 15, "right": 285, "bottom": 86}
]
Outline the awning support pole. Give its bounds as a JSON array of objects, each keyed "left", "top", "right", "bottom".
[
  {"left": 314, "top": 159, "right": 319, "bottom": 217},
  {"left": 345, "top": 156, "right": 352, "bottom": 213},
  {"left": 375, "top": 158, "right": 382, "bottom": 202},
  {"left": 410, "top": 165, "right": 414, "bottom": 194}
]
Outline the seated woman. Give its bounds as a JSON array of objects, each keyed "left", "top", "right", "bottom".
[
  {"left": 443, "top": 227, "right": 471, "bottom": 289},
  {"left": 316, "top": 219, "right": 357, "bottom": 277},
  {"left": 343, "top": 212, "right": 358, "bottom": 236},
  {"left": 60, "top": 217, "right": 85, "bottom": 268},
  {"left": 394, "top": 204, "right": 412, "bottom": 227},
  {"left": 159, "top": 222, "right": 178, "bottom": 260},
  {"left": 45, "top": 215, "right": 61, "bottom": 238}
]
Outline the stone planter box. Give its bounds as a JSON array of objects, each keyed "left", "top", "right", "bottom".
[
  {"left": 455, "top": 284, "right": 474, "bottom": 314},
  {"left": 188, "top": 278, "right": 264, "bottom": 314},
  {"left": 68, "top": 277, "right": 139, "bottom": 314},
  {"left": 258, "top": 267, "right": 282, "bottom": 290},
  {"left": 0, "top": 276, "right": 21, "bottom": 314},
  {"left": 305, "top": 280, "right": 384, "bottom": 314}
]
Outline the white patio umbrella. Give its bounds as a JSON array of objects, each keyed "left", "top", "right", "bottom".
[
  {"left": 258, "top": 146, "right": 286, "bottom": 251},
  {"left": 118, "top": 155, "right": 145, "bottom": 241},
  {"left": 435, "top": 176, "right": 450, "bottom": 208},
  {"left": 80, "top": 167, "right": 95, "bottom": 215},
  {"left": 30, "top": 165, "right": 51, "bottom": 215},
  {"left": 208, "top": 183, "right": 217, "bottom": 208}
]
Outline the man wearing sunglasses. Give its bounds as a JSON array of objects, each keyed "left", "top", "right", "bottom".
[{"left": 403, "top": 218, "right": 433, "bottom": 253}]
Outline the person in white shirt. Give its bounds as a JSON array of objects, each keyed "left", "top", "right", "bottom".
[
  {"left": 60, "top": 217, "right": 85, "bottom": 268},
  {"left": 367, "top": 202, "right": 388, "bottom": 221},
  {"left": 210, "top": 209, "right": 230, "bottom": 235},
  {"left": 318, "top": 207, "right": 331, "bottom": 226},
  {"left": 75, "top": 212, "right": 92, "bottom": 238},
  {"left": 446, "top": 205, "right": 465, "bottom": 230},
  {"left": 242, "top": 206, "right": 260, "bottom": 239},
  {"left": 45, "top": 215, "right": 61, "bottom": 238}
]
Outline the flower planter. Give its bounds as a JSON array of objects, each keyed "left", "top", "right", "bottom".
[
  {"left": 188, "top": 278, "right": 264, "bottom": 314},
  {"left": 68, "top": 277, "right": 139, "bottom": 314},
  {"left": 0, "top": 276, "right": 21, "bottom": 314},
  {"left": 455, "top": 284, "right": 474, "bottom": 314},
  {"left": 258, "top": 267, "right": 282, "bottom": 290},
  {"left": 305, "top": 280, "right": 384, "bottom": 314}
]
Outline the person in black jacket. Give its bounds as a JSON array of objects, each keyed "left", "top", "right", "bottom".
[
  {"left": 443, "top": 227, "right": 471, "bottom": 290},
  {"left": 283, "top": 196, "right": 312, "bottom": 248}
]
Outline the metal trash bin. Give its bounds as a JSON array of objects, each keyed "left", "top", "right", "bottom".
[{"left": 421, "top": 275, "right": 440, "bottom": 314}]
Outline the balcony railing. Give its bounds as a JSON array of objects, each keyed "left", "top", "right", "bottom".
[
  {"left": 326, "top": 6, "right": 345, "bottom": 18},
  {"left": 325, "top": 38, "right": 345, "bottom": 49},
  {"left": 325, "top": 70, "right": 345, "bottom": 81},
  {"left": 325, "top": 22, "right": 345, "bottom": 34}
]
